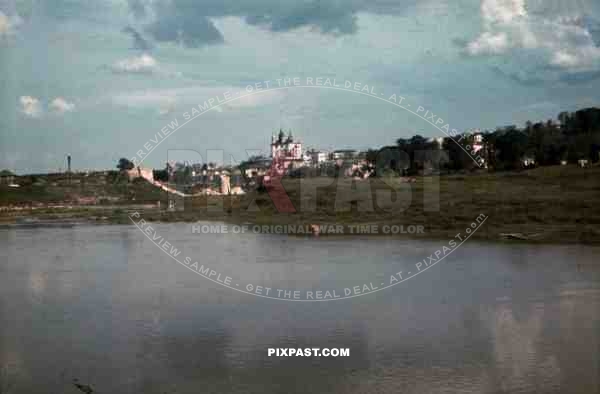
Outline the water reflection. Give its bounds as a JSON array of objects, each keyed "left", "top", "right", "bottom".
[
  {"left": 488, "top": 303, "right": 559, "bottom": 392},
  {"left": 0, "top": 225, "right": 598, "bottom": 393}
]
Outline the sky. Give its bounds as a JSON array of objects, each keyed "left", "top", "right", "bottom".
[{"left": 2, "top": 0, "right": 600, "bottom": 173}]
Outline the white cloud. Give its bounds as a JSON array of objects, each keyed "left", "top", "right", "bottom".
[
  {"left": 467, "top": 31, "right": 509, "bottom": 55},
  {"left": 550, "top": 51, "right": 580, "bottom": 68},
  {"left": 50, "top": 97, "right": 76, "bottom": 114},
  {"left": 480, "top": 0, "right": 526, "bottom": 25},
  {"left": 19, "top": 96, "right": 42, "bottom": 118},
  {"left": 0, "top": 12, "right": 9, "bottom": 36},
  {"left": 110, "top": 54, "right": 182, "bottom": 77},
  {"left": 466, "top": 0, "right": 529, "bottom": 56},
  {"left": 112, "top": 54, "right": 158, "bottom": 73},
  {"left": 0, "top": 11, "right": 14, "bottom": 38},
  {"left": 467, "top": 0, "right": 600, "bottom": 73},
  {"left": 0, "top": 11, "right": 20, "bottom": 38}
]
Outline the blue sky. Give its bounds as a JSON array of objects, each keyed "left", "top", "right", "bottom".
[{"left": 2, "top": 0, "right": 600, "bottom": 173}]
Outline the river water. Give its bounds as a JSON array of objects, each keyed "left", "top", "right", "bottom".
[{"left": 0, "top": 224, "right": 599, "bottom": 393}]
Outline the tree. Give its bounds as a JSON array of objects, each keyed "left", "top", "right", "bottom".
[
  {"left": 570, "top": 108, "right": 600, "bottom": 135},
  {"left": 558, "top": 112, "right": 570, "bottom": 128},
  {"left": 526, "top": 121, "right": 564, "bottom": 166},
  {"left": 373, "top": 146, "right": 409, "bottom": 176},
  {"left": 442, "top": 136, "right": 473, "bottom": 171},
  {"left": 365, "top": 149, "right": 379, "bottom": 166},
  {"left": 494, "top": 127, "right": 529, "bottom": 170},
  {"left": 153, "top": 168, "right": 168, "bottom": 182},
  {"left": 117, "top": 158, "right": 134, "bottom": 171}
]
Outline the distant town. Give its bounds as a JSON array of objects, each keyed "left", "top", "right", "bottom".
[
  {"left": 99, "top": 107, "right": 600, "bottom": 197},
  {"left": 1, "top": 106, "right": 599, "bottom": 202}
]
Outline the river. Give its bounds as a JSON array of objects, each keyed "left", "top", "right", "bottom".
[{"left": 0, "top": 224, "right": 599, "bottom": 393}]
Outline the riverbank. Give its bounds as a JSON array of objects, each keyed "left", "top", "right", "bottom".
[{"left": 1, "top": 165, "right": 599, "bottom": 244}]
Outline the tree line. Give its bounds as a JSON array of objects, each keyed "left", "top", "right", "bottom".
[
  {"left": 115, "top": 107, "right": 600, "bottom": 179},
  {"left": 366, "top": 107, "right": 600, "bottom": 174}
]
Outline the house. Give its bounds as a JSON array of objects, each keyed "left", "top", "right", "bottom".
[
  {"left": 306, "top": 149, "right": 328, "bottom": 167},
  {"left": 522, "top": 157, "right": 536, "bottom": 167},
  {"left": 126, "top": 166, "right": 154, "bottom": 182},
  {"left": 471, "top": 133, "right": 485, "bottom": 153},
  {"left": 578, "top": 159, "right": 590, "bottom": 168},
  {"left": 331, "top": 149, "right": 357, "bottom": 160},
  {"left": 469, "top": 133, "right": 488, "bottom": 168},
  {"left": 244, "top": 159, "right": 271, "bottom": 179}
]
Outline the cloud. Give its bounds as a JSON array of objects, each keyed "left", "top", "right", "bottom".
[
  {"left": 559, "top": 69, "right": 600, "bottom": 84},
  {"left": 127, "top": 0, "right": 148, "bottom": 19},
  {"left": 466, "top": 0, "right": 600, "bottom": 76},
  {"left": 19, "top": 96, "right": 42, "bottom": 118},
  {"left": 110, "top": 54, "right": 182, "bottom": 78},
  {"left": 146, "top": 2, "right": 224, "bottom": 47},
  {"left": 50, "top": 97, "right": 75, "bottom": 114},
  {"left": 467, "top": 31, "right": 509, "bottom": 55},
  {"left": 112, "top": 53, "right": 158, "bottom": 73},
  {"left": 466, "top": 0, "right": 532, "bottom": 56},
  {"left": 0, "top": 10, "right": 20, "bottom": 38},
  {"left": 480, "top": 0, "right": 526, "bottom": 24},
  {"left": 18, "top": 96, "right": 76, "bottom": 118},
  {"left": 3, "top": 0, "right": 428, "bottom": 48},
  {"left": 245, "top": 1, "right": 357, "bottom": 34},
  {"left": 0, "top": 11, "right": 9, "bottom": 36},
  {"left": 122, "top": 26, "right": 153, "bottom": 50},
  {"left": 126, "top": 0, "right": 422, "bottom": 46},
  {"left": 585, "top": 18, "right": 600, "bottom": 45}
]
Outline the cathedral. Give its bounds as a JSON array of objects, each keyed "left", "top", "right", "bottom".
[{"left": 270, "top": 129, "right": 303, "bottom": 172}]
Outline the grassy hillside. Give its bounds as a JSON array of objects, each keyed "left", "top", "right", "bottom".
[
  {"left": 1, "top": 165, "right": 599, "bottom": 243},
  {"left": 0, "top": 172, "right": 167, "bottom": 206}
]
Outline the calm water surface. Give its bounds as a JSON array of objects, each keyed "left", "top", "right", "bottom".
[{"left": 0, "top": 224, "right": 599, "bottom": 393}]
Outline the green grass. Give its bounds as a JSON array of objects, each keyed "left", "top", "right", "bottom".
[
  {"left": 2, "top": 165, "right": 600, "bottom": 243},
  {"left": 0, "top": 174, "right": 167, "bottom": 206}
]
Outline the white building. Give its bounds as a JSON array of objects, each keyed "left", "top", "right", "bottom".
[
  {"left": 331, "top": 150, "right": 357, "bottom": 160},
  {"left": 522, "top": 157, "right": 536, "bottom": 167},
  {"left": 244, "top": 160, "right": 271, "bottom": 178},
  {"left": 472, "top": 134, "right": 485, "bottom": 156},
  {"left": 306, "top": 150, "right": 328, "bottom": 167},
  {"left": 126, "top": 166, "right": 154, "bottom": 182},
  {"left": 428, "top": 137, "right": 444, "bottom": 149}
]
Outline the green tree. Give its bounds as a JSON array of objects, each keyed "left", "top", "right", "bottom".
[
  {"left": 494, "top": 127, "right": 529, "bottom": 170},
  {"left": 116, "top": 158, "right": 134, "bottom": 171}
]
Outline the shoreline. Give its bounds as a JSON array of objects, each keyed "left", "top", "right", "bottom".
[
  {"left": 2, "top": 165, "right": 599, "bottom": 245},
  {"left": 1, "top": 207, "right": 598, "bottom": 246}
]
